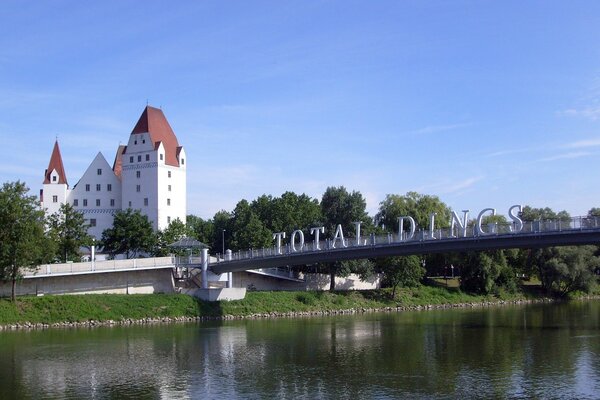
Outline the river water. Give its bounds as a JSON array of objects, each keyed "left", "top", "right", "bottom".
[{"left": 0, "top": 300, "right": 598, "bottom": 399}]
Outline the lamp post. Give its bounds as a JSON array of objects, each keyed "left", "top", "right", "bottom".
[{"left": 222, "top": 229, "right": 226, "bottom": 260}]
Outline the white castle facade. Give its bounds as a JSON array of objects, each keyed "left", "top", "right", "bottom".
[{"left": 40, "top": 106, "right": 187, "bottom": 239}]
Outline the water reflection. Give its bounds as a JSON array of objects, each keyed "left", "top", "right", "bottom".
[{"left": 0, "top": 301, "right": 598, "bottom": 399}]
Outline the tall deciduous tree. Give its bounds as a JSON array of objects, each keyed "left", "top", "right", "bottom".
[
  {"left": 47, "top": 203, "right": 92, "bottom": 262},
  {"left": 252, "top": 191, "right": 322, "bottom": 234},
  {"left": 101, "top": 209, "right": 155, "bottom": 259},
  {"left": 186, "top": 215, "right": 214, "bottom": 246},
  {"left": 378, "top": 255, "right": 425, "bottom": 299},
  {"left": 230, "top": 200, "right": 272, "bottom": 251},
  {"left": 320, "top": 186, "right": 371, "bottom": 290},
  {"left": 0, "top": 181, "right": 51, "bottom": 300},
  {"left": 527, "top": 246, "right": 599, "bottom": 296},
  {"left": 376, "top": 192, "right": 452, "bottom": 232},
  {"left": 154, "top": 218, "right": 188, "bottom": 256},
  {"left": 376, "top": 192, "right": 452, "bottom": 276}
]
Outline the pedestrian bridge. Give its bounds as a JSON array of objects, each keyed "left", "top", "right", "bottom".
[{"left": 208, "top": 216, "right": 600, "bottom": 274}]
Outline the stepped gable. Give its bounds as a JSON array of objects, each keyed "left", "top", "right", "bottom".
[
  {"left": 43, "top": 140, "right": 68, "bottom": 185},
  {"left": 112, "top": 145, "right": 126, "bottom": 179},
  {"left": 130, "top": 106, "right": 181, "bottom": 167}
]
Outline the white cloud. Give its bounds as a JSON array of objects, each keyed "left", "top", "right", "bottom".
[
  {"left": 560, "top": 106, "right": 600, "bottom": 120},
  {"left": 538, "top": 151, "right": 591, "bottom": 162},
  {"left": 408, "top": 122, "right": 472, "bottom": 135},
  {"left": 485, "top": 148, "right": 532, "bottom": 158},
  {"left": 566, "top": 138, "right": 600, "bottom": 149},
  {"left": 417, "top": 176, "right": 483, "bottom": 196}
]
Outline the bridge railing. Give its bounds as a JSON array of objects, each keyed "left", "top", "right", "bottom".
[
  {"left": 28, "top": 256, "right": 176, "bottom": 278},
  {"left": 212, "top": 216, "right": 600, "bottom": 264}
]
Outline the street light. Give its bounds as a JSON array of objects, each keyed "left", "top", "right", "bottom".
[{"left": 222, "top": 229, "right": 226, "bottom": 260}]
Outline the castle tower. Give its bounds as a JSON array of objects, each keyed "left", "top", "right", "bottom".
[
  {"left": 41, "top": 140, "right": 69, "bottom": 216},
  {"left": 121, "top": 106, "right": 187, "bottom": 230}
]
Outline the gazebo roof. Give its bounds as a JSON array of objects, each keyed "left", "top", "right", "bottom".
[{"left": 169, "top": 237, "right": 208, "bottom": 249}]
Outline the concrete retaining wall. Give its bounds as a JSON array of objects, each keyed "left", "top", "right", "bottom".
[
  {"left": 1, "top": 268, "right": 175, "bottom": 297},
  {"left": 234, "top": 272, "right": 381, "bottom": 291}
]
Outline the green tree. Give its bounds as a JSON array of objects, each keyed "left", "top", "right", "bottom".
[
  {"left": 378, "top": 255, "right": 425, "bottom": 298},
  {"left": 230, "top": 200, "right": 272, "bottom": 251},
  {"left": 154, "top": 218, "right": 188, "bottom": 256},
  {"left": 527, "top": 246, "right": 599, "bottom": 296},
  {"left": 376, "top": 192, "right": 452, "bottom": 276},
  {"left": 520, "top": 206, "right": 570, "bottom": 222},
  {"left": 459, "top": 248, "right": 518, "bottom": 295},
  {"left": 0, "top": 181, "right": 50, "bottom": 300},
  {"left": 320, "top": 186, "right": 372, "bottom": 290},
  {"left": 101, "top": 209, "right": 156, "bottom": 259},
  {"left": 47, "top": 203, "right": 92, "bottom": 262},
  {"left": 186, "top": 214, "right": 214, "bottom": 245},
  {"left": 376, "top": 192, "right": 452, "bottom": 232},
  {"left": 212, "top": 210, "right": 232, "bottom": 254},
  {"left": 252, "top": 191, "right": 322, "bottom": 234}
]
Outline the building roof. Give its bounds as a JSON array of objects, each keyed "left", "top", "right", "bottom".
[
  {"left": 43, "top": 140, "right": 68, "bottom": 185},
  {"left": 112, "top": 145, "right": 126, "bottom": 180},
  {"left": 130, "top": 106, "right": 181, "bottom": 167}
]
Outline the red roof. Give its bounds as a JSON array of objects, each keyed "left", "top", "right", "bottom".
[
  {"left": 130, "top": 106, "right": 181, "bottom": 167},
  {"left": 43, "top": 140, "right": 68, "bottom": 185},
  {"left": 113, "top": 145, "right": 126, "bottom": 179}
]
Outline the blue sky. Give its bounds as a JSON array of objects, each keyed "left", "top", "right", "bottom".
[{"left": 1, "top": 1, "right": 600, "bottom": 219}]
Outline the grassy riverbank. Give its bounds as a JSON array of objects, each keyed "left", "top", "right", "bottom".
[{"left": 0, "top": 284, "right": 552, "bottom": 327}]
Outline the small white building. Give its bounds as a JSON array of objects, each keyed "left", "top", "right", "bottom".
[{"left": 40, "top": 106, "right": 187, "bottom": 239}]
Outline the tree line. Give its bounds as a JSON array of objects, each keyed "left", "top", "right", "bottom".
[{"left": 1, "top": 180, "right": 599, "bottom": 301}]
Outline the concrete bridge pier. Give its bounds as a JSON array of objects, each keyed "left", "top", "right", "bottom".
[
  {"left": 191, "top": 248, "right": 245, "bottom": 301},
  {"left": 225, "top": 250, "right": 233, "bottom": 288},
  {"left": 201, "top": 248, "right": 208, "bottom": 289}
]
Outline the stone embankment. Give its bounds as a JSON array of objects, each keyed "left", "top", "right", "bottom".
[{"left": 0, "top": 297, "right": 559, "bottom": 331}]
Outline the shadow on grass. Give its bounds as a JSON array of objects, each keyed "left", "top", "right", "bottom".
[{"left": 192, "top": 297, "right": 225, "bottom": 318}]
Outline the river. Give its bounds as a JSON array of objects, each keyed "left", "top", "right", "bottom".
[{"left": 0, "top": 300, "right": 598, "bottom": 399}]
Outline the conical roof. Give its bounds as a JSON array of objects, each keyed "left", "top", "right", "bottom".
[{"left": 43, "top": 140, "right": 68, "bottom": 185}]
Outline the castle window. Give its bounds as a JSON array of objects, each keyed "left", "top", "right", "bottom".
[
  {"left": 167, "top": 198, "right": 171, "bottom": 206},
  {"left": 52, "top": 176, "right": 57, "bottom": 182},
  {"left": 168, "top": 171, "right": 171, "bottom": 178},
  {"left": 73, "top": 199, "right": 79, "bottom": 206},
  {"left": 90, "top": 219, "right": 96, "bottom": 227},
  {"left": 83, "top": 199, "right": 88, "bottom": 207},
  {"left": 145, "top": 154, "right": 149, "bottom": 161},
  {"left": 138, "top": 155, "right": 141, "bottom": 162},
  {"left": 110, "top": 199, "right": 115, "bottom": 207},
  {"left": 128, "top": 201, "right": 132, "bottom": 207},
  {"left": 96, "top": 184, "right": 101, "bottom": 191},
  {"left": 182, "top": 158, "right": 185, "bottom": 165},
  {"left": 134, "top": 140, "right": 137, "bottom": 145},
  {"left": 97, "top": 168, "right": 102, "bottom": 175},
  {"left": 130, "top": 156, "right": 134, "bottom": 163},
  {"left": 160, "top": 154, "right": 163, "bottom": 161},
  {"left": 107, "top": 184, "right": 112, "bottom": 192},
  {"left": 52, "top": 195, "right": 58, "bottom": 203},
  {"left": 136, "top": 185, "right": 141, "bottom": 192},
  {"left": 96, "top": 199, "right": 101, "bottom": 207},
  {"left": 142, "top": 139, "right": 145, "bottom": 144},
  {"left": 85, "top": 184, "right": 90, "bottom": 192},
  {"left": 144, "top": 198, "right": 148, "bottom": 206},
  {"left": 136, "top": 171, "right": 141, "bottom": 178},
  {"left": 167, "top": 216, "right": 171, "bottom": 224},
  {"left": 168, "top": 185, "right": 171, "bottom": 192}
]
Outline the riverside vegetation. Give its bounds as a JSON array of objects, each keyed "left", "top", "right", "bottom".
[{"left": 1, "top": 282, "right": 597, "bottom": 329}]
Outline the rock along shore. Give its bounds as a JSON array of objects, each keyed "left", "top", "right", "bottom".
[{"left": 0, "top": 296, "right": 575, "bottom": 331}]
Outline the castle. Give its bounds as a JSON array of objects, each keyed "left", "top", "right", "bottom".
[{"left": 40, "top": 106, "right": 187, "bottom": 239}]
